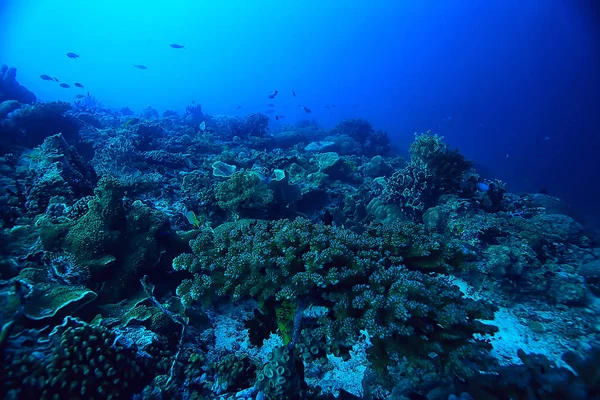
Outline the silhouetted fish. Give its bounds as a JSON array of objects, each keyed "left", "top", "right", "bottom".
[
  {"left": 300, "top": 105, "right": 312, "bottom": 113},
  {"left": 134, "top": 65, "right": 148, "bottom": 69},
  {"left": 170, "top": 44, "right": 185, "bottom": 49},
  {"left": 275, "top": 115, "right": 285, "bottom": 120},
  {"left": 74, "top": 82, "right": 84, "bottom": 88},
  {"left": 75, "top": 94, "right": 86, "bottom": 98},
  {"left": 267, "top": 104, "right": 275, "bottom": 107},
  {"left": 268, "top": 90, "right": 278, "bottom": 99},
  {"left": 59, "top": 83, "right": 70, "bottom": 88},
  {"left": 40, "top": 75, "right": 58, "bottom": 82},
  {"left": 292, "top": 90, "right": 296, "bottom": 97},
  {"left": 66, "top": 52, "right": 79, "bottom": 59}
]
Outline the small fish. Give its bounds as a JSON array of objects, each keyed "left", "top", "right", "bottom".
[
  {"left": 170, "top": 44, "right": 185, "bottom": 49},
  {"left": 506, "top": 153, "right": 510, "bottom": 159},
  {"left": 185, "top": 210, "right": 201, "bottom": 228},
  {"left": 75, "top": 94, "right": 86, "bottom": 98},
  {"left": 325, "top": 105, "right": 330, "bottom": 109},
  {"left": 134, "top": 65, "right": 148, "bottom": 69},
  {"left": 192, "top": 100, "right": 195, "bottom": 104},
  {"left": 74, "top": 82, "right": 84, "bottom": 88},
  {"left": 332, "top": 104, "right": 336, "bottom": 107},
  {"left": 275, "top": 115, "right": 285, "bottom": 120},
  {"left": 199, "top": 121, "right": 206, "bottom": 132},
  {"left": 236, "top": 105, "right": 242, "bottom": 109},
  {"left": 300, "top": 105, "right": 312, "bottom": 113},
  {"left": 87, "top": 92, "right": 90, "bottom": 97},
  {"left": 476, "top": 182, "right": 490, "bottom": 192},
  {"left": 268, "top": 90, "right": 278, "bottom": 99},
  {"left": 66, "top": 52, "right": 79, "bottom": 59},
  {"left": 59, "top": 83, "right": 70, "bottom": 88},
  {"left": 267, "top": 104, "right": 275, "bottom": 107},
  {"left": 40, "top": 74, "right": 57, "bottom": 81},
  {"left": 292, "top": 91, "right": 296, "bottom": 97}
]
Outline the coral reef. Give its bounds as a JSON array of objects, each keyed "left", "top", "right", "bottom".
[{"left": 0, "top": 90, "right": 598, "bottom": 400}]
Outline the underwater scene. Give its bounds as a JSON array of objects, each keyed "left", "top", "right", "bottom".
[{"left": 1, "top": 1, "right": 600, "bottom": 399}]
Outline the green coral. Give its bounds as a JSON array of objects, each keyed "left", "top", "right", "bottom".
[
  {"left": 210, "top": 354, "right": 256, "bottom": 394},
  {"left": 173, "top": 218, "right": 497, "bottom": 381},
  {"left": 214, "top": 171, "right": 273, "bottom": 215},
  {"left": 383, "top": 132, "right": 472, "bottom": 220},
  {"left": 275, "top": 300, "right": 296, "bottom": 345},
  {"left": 1, "top": 267, "right": 97, "bottom": 322},
  {"left": 256, "top": 346, "right": 303, "bottom": 399},
  {"left": 38, "top": 177, "right": 169, "bottom": 301},
  {"left": 1, "top": 317, "right": 155, "bottom": 400}
]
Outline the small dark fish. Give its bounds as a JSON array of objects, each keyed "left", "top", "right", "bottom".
[
  {"left": 192, "top": 100, "right": 195, "bottom": 104},
  {"left": 300, "top": 105, "right": 312, "bottom": 113},
  {"left": 75, "top": 94, "right": 86, "bottom": 98},
  {"left": 267, "top": 90, "right": 278, "bottom": 99},
  {"left": 267, "top": 103, "right": 275, "bottom": 107},
  {"left": 332, "top": 104, "right": 336, "bottom": 107},
  {"left": 322, "top": 210, "right": 333, "bottom": 226},
  {"left": 74, "top": 82, "right": 84, "bottom": 88},
  {"left": 292, "top": 90, "right": 296, "bottom": 97},
  {"left": 236, "top": 105, "right": 242, "bottom": 109},
  {"left": 170, "top": 44, "right": 185, "bottom": 49},
  {"left": 59, "top": 83, "right": 70, "bottom": 88},
  {"left": 40, "top": 74, "right": 55, "bottom": 81},
  {"left": 134, "top": 65, "right": 148, "bottom": 69},
  {"left": 275, "top": 115, "right": 285, "bottom": 120},
  {"left": 325, "top": 105, "right": 330, "bottom": 109},
  {"left": 66, "top": 52, "right": 79, "bottom": 59},
  {"left": 87, "top": 92, "right": 90, "bottom": 97}
]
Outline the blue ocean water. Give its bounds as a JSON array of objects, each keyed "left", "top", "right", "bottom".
[
  {"left": 2, "top": 1, "right": 600, "bottom": 399},
  {"left": 2, "top": 0, "right": 599, "bottom": 222}
]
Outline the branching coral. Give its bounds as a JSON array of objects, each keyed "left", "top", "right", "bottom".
[
  {"left": 215, "top": 171, "right": 274, "bottom": 216},
  {"left": 173, "top": 218, "right": 497, "bottom": 384},
  {"left": 383, "top": 132, "right": 472, "bottom": 220}
]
